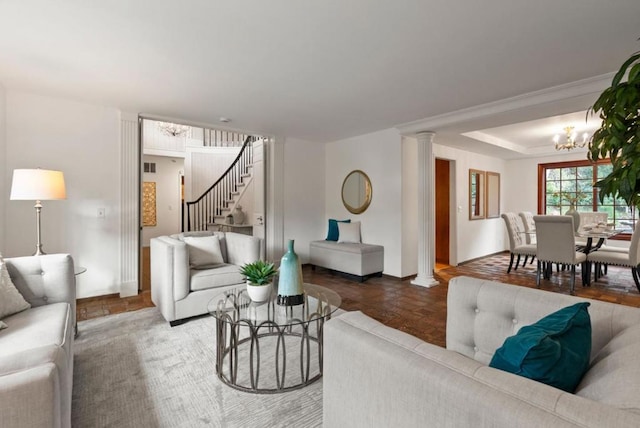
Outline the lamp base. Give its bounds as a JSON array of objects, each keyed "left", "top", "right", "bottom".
[{"left": 33, "top": 203, "right": 46, "bottom": 256}]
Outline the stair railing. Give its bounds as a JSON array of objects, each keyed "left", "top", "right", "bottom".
[{"left": 186, "top": 136, "right": 255, "bottom": 231}]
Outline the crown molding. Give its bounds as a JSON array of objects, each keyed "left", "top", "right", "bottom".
[{"left": 396, "top": 73, "right": 614, "bottom": 136}]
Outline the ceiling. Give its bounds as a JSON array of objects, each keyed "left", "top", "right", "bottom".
[{"left": 0, "top": 1, "right": 638, "bottom": 158}]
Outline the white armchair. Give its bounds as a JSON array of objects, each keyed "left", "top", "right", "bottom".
[{"left": 151, "top": 231, "right": 261, "bottom": 325}]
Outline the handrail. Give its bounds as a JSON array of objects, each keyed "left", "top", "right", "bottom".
[
  {"left": 190, "top": 136, "right": 252, "bottom": 204},
  {"left": 185, "top": 135, "right": 255, "bottom": 231}
]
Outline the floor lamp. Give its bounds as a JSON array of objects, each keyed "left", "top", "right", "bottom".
[{"left": 10, "top": 169, "right": 67, "bottom": 256}]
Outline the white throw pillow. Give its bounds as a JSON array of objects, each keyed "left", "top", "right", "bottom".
[
  {"left": 0, "top": 253, "right": 31, "bottom": 321},
  {"left": 183, "top": 236, "right": 225, "bottom": 268},
  {"left": 338, "top": 221, "right": 361, "bottom": 243}
]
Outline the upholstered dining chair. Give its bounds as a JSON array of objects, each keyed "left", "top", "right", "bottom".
[
  {"left": 586, "top": 221, "right": 640, "bottom": 293},
  {"left": 518, "top": 211, "right": 536, "bottom": 244},
  {"left": 534, "top": 215, "right": 586, "bottom": 295},
  {"left": 501, "top": 213, "right": 537, "bottom": 273}
]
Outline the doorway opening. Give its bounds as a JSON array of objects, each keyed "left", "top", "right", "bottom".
[
  {"left": 137, "top": 117, "right": 266, "bottom": 292},
  {"left": 435, "top": 158, "right": 451, "bottom": 267}
]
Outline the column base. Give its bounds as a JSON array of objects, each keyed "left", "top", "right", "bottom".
[
  {"left": 411, "top": 275, "right": 439, "bottom": 288},
  {"left": 119, "top": 281, "right": 139, "bottom": 297}
]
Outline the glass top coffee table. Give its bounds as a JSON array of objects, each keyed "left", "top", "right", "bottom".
[{"left": 208, "top": 283, "right": 341, "bottom": 394}]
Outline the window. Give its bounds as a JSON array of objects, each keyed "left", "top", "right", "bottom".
[
  {"left": 538, "top": 160, "right": 636, "bottom": 238},
  {"left": 144, "top": 162, "right": 156, "bottom": 173}
]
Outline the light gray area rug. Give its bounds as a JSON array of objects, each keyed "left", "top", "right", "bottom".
[{"left": 72, "top": 308, "right": 323, "bottom": 427}]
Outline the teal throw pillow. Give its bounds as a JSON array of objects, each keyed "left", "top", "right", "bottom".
[
  {"left": 326, "top": 219, "right": 350, "bottom": 241},
  {"left": 489, "top": 302, "right": 591, "bottom": 393}
]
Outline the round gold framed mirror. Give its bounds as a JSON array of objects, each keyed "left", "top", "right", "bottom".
[{"left": 341, "top": 170, "right": 372, "bottom": 214}]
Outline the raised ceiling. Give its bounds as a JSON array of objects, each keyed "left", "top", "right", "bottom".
[{"left": 0, "top": 1, "right": 638, "bottom": 153}]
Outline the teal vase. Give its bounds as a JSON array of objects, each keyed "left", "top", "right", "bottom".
[{"left": 277, "top": 240, "right": 305, "bottom": 306}]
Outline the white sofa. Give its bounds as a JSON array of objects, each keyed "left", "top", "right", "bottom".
[
  {"left": 324, "top": 276, "right": 640, "bottom": 427},
  {"left": 1, "top": 254, "right": 76, "bottom": 428},
  {"left": 151, "top": 231, "right": 261, "bottom": 325}
]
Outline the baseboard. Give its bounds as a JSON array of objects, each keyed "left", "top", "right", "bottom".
[
  {"left": 77, "top": 293, "right": 120, "bottom": 304},
  {"left": 458, "top": 250, "right": 509, "bottom": 265}
]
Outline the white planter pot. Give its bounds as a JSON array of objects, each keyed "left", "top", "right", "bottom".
[{"left": 246, "top": 282, "right": 273, "bottom": 302}]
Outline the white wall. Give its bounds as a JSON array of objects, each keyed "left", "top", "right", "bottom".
[
  {"left": 141, "top": 155, "right": 184, "bottom": 246},
  {"left": 185, "top": 147, "right": 241, "bottom": 201},
  {"left": 325, "top": 128, "right": 509, "bottom": 275},
  {"left": 504, "top": 150, "right": 589, "bottom": 214},
  {"left": 433, "top": 141, "right": 508, "bottom": 264},
  {"left": 283, "top": 138, "right": 325, "bottom": 264},
  {"left": 326, "top": 128, "right": 403, "bottom": 276},
  {"left": 4, "top": 91, "right": 120, "bottom": 298},
  {"left": 0, "top": 83, "right": 6, "bottom": 255}
]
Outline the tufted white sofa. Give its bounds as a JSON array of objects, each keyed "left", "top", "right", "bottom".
[
  {"left": 324, "top": 276, "right": 640, "bottom": 427},
  {"left": 1, "top": 254, "right": 76, "bottom": 428}
]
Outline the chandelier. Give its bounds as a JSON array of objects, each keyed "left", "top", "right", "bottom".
[
  {"left": 553, "top": 126, "right": 588, "bottom": 151},
  {"left": 157, "top": 121, "right": 191, "bottom": 137}
]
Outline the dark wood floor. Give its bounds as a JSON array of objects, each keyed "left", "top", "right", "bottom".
[{"left": 76, "top": 252, "right": 640, "bottom": 348}]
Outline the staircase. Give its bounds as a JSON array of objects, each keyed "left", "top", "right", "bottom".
[{"left": 185, "top": 135, "right": 257, "bottom": 231}]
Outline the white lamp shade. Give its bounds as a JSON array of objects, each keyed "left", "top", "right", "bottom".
[{"left": 10, "top": 169, "right": 67, "bottom": 200}]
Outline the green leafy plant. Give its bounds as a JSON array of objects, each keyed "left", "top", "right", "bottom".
[
  {"left": 588, "top": 49, "right": 640, "bottom": 209},
  {"left": 240, "top": 260, "right": 278, "bottom": 286}
]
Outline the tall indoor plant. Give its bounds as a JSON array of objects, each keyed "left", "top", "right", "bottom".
[{"left": 588, "top": 50, "right": 640, "bottom": 209}]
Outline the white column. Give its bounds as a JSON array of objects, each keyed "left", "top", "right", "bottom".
[
  {"left": 119, "top": 113, "right": 140, "bottom": 297},
  {"left": 266, "top": 136, "right": 285, "bottom": 262},
  {"left": 411, "top": 131, "right": 439, "bottom": 288}
]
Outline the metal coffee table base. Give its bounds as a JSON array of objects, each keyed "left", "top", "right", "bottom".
[{"left": 215, "top": 316, "right": 326, "bottom": 394}]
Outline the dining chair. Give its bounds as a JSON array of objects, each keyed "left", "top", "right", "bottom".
[
  {"left": 518, "top": 211, "right": 536, "bottom": 244},
  {"left": 533, "top": 215, "right": 586, "bottom": 295},
  {"left": 501, "top": 213, "right": 537, "bottom": 273},
  {"left": 586, "top": 221, "right": 640, "bottom": 292}
]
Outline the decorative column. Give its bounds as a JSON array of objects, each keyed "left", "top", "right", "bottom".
[
  {"left": 119, "top": 113, "right": 140, "bottom": 297},
  {"left": 411, "top": 131, "right": 439, "bottom": 288}
]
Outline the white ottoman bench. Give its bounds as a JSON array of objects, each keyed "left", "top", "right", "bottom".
[{"left": 309, "top": 240, "right": 384, "bottom": 282}]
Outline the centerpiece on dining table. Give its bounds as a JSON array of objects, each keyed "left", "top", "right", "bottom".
[{"left": 552, "top": 190, "right": 588, "bottom": 232}]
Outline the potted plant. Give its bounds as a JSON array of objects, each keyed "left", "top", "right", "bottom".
[
  {"left": 240, "top": 260, "right": 278, "bottom": 302},
  {"left": 588, "top": 50, "right": 640, "bottom": 210}
]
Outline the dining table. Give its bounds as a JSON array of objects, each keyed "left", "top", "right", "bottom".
[{"left": 576, "top": 227, "right": 622, "bottom": 285}]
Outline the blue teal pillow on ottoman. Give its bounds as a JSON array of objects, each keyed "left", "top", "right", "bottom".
[
  {"left": 489, "top": 302, "right": 591, "bottom": 393},
  {"left": 326, "top": 219, "right": 350, "bottom": 241}
]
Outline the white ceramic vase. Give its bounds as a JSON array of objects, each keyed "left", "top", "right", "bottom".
[
  {"left": 246, "top": 282, "right": 272, "bottom": 302},
  {"left": 565, "top": 205, "right": 581, "bottom": 233},
  {"left": 232, "top": 205, "right": 245, "bottom": 225}
]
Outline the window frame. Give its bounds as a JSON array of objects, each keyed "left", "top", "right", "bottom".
[{"left": 537, "top": 159, "right": 632, "bottom": 241}]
